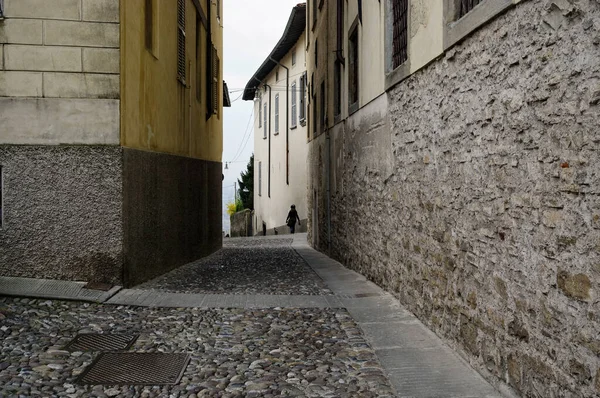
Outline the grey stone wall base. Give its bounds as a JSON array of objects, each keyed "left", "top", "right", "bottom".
[
  {"left": 0, "top": 145, "right": 123, "bottom": 284},
  {"left": 0, "top": 276, "right": 122, "bottom": 303},
  {"left": 309, "top": 2, "right": 600, "bottom": 397},
  {"left": 122, "top": 148, "right": 222, "bottom": 287}
]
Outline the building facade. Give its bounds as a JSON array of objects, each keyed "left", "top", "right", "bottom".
[
  {"left": 0, "top": 0, "right": 225, "bottom": 287},
  {"left": 306, "top": 0, "right": 600, "bottom": 397},
  {"left": 243, "top": 4, "right": 308, "bottom": 236}
]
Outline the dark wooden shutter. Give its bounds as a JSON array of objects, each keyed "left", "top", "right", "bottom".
[
  {"left": 212, "top": 44, "right": 219, "bottom": 114},
  {"left": 392, "top": 0, "right": 408, "bottom": 69},
  {"left": 177, "top": 0, "right": 186, "bottom": 83}
]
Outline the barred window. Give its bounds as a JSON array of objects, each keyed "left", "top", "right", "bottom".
[
  {"left": 274, "top": 94, "right": 280, "bottom": 134},
  {"left": 348, "top": 26, "right": 359, "bottom": 111},
  {"left": 459, "top": 0, "right": 483, "bottom": 18},
  {"left": 299, "top": 73, "right": 306, "bottom": 122},
  {"left": 291, "top": 82, "right": 297, "bottom": 128},
  {"left": 391, "top": 0, "right": 408, "bottom": 69},
  {"left": 177, "top": 0, "right": 186, "bottom": 84}
]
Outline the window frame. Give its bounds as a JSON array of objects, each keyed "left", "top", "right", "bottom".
[
  {"left": 258, "top": 161, "right": 262, "bottom": 196},
  {"left": 384, "top": 0, "right": 411, "bottom": 91},
  {"left": 274, "top": 94, "right": 280, "bottom": 135},
  {"left": 263, "top": 103, "right": 267, "bottom": 139},
  {"left": 348, "top": 21, "right": 359, "bottom": 115},
  {"left": 291, "top": 81, "right": 297, "bottom": 129},
  {"left": 177, "top": 0, "right": 186, "bottom": 85},
  {"left": 258, "top": 97, "right": 262, "bottom": 128},
  {"left": 299, "top": 72, "right": 307, "bottom": 125}
]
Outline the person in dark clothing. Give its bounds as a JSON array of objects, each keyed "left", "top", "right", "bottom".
[{"left": 286, "top": 204, "right": 301, "bottom": 234}]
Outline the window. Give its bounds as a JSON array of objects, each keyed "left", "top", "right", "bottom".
[
  {"left": 145, "top": 0, "right": 153, "bottom": 51},
  {"left": 177, "top": 0, "right": 186, "bottom": 84},
  {"left": 274, "top": 94, "right": 280, "bottom": 134},
  {"left": 314, "top": 39, "right": 318, "bottom": 67},
  {"left": 391, "top": 0, "right": 408, "bottom": 69},
  {"left": 0, "top": 0, "right": 4, "bottom": 19},
  {"left": 312, "top": 0, "right": 317, "bottom": 28},
  {"left": 291, "top": 82, "right": 297, "bottom": 128},
  {"left": 292, "top": 50, "right": 297, "bottom": 66},
  {"left": 196, "top": 15, "right": 203, "bottom": 102},
  {"left": 299, "top": 72, "right": 306, "bottom": 123},
  {"left": 258, "top": 161, "right": 262, "bottom": 196},
  {"left": 320, "top": 81, "right": 325, "bottom": 130},
  {"left": 313, "top": 95, "right": 317, "bottom": 136},
  {"left": 276, "top": 69, "right": 279, "bottom": 82},
  {"left": 212, "top": 47, "right": 219, "bottom": 114},
  {"left": 334, "top": 61, "right": 342, "bottom": 120},
  {"left": 263, "top": 103, "right": 267, "bottom": 138},
  {"left": 258, "top": 98, "right": 262, "bottom": 127},
  {"left": 459, "top": 0, "right": 483, "bottom": 18},
  {"left": 217, "top": 0, "right": 221, "bottom": 20},
  {"left": 348, "top": 25, "right": 359, "bottom": 112}
]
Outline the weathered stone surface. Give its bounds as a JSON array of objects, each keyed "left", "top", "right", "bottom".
[
  {"left": 82, "top": 48, "right": 120, "bottom": 73},
  {"left": 308, "top": 1, "right": 600, "bottom": 397},
  {"left": 0, "top": 19, "right": 43, "bottom": 45},
  {"left": 557, "top": 269, "right": 592, "bottom": 301},
  {"left": 0, "top": 71, "right": 42, "bottom": 96},
  {"left": 4, "top": 45, "right": 82, "bottom": 72},
  {"left": 44, "top": 21, "right": 119, "bottom": 48},
  {"left": 43, "top": 73, "right": 119, "bottom": 99},
  {"left": 4, "top": 0, "right": 81, "bottom": 20},
  {"left": 82, "top": 0, "right": 120, "bottom": 23}
]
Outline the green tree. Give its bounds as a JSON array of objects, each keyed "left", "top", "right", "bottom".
[{"left": 237, "top": 154, "right": 254, "bottom": 210}]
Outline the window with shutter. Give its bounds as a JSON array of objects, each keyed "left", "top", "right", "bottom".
[
  {"left": 274, "top": 94, "right": 280, "bottom": 134},
  {"left": 177, "top": 0, "right": 186, "bottom": 84},
  {"left": 212, "top": 45, "right": 219, "bottom": 115},
  {"left": 258, "top": 98, "right": 262, "bottom": 128},
  {"left": 348, "top": 25, "right": 359, "bottom": 112},
  {"left": 258, "top": 161, "right": 262, "bottom": 196},
  {"left": 263, "top": 103, "right": 267, "bottom": 139},
  {"left": 299, "top": 73, "right": 306, "bottom": 123},
  {"left": 291, "top": 82, "right": 297, "bottom": 128}
]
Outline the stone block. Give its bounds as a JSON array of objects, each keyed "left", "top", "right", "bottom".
[
  {"left": 0, "top": 98, "right": 120, "bottom": 145},
  {"left": 4, "top": 0, "right": 81, "bottom": 20},
  {"left": 82, "top": 48, "right": 119, "bottom": 73},
  {"left": 82, "top": 0, "right": 119, "bottom": 23},
  {"left": 557, "top": 269, "right": 591, "bottom": 301},
  {"left": 44, "top": 21, "right": 119, "bottom": 48},
  {"left": 0, "top": 45, "right": 3, "bottom": 69},
  {"left": 0, "top": 19, "right": 43, "bottom": 45},
  {"left": 4, "top": 45, "right": 82, "bottom": 72},
  {"left": 0, "top": 71, "right": 42, "bottom": 97},
  {"left": 43, "top": 73, "right": 119, "bottom": 99}
]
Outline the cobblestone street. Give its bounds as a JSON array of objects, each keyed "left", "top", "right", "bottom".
[{"left": 0, "top": 235, "right": 501, "bottom": 397}]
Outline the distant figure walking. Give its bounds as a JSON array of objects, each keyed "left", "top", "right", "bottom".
[{"left": 286, "top": 204, "right": 301, "bottom": 234}]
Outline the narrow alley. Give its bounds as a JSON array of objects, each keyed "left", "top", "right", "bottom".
[{"left": 0, "top": 236, "right": 501, "bottom": 397}]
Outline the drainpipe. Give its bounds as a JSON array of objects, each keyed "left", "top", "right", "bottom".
[{"left": 269, "top": 57, "right": 290, "bottom": 185}]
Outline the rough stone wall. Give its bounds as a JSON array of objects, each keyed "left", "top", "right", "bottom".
[
  {"left": 0, "top": 145, "right": 123, "bottom": 284},
  {"left": 313, "top": 1, "right": 600, "bottom": 396},
  {"left": 231, "top": 209, "right": 253, "bottom": 237}
]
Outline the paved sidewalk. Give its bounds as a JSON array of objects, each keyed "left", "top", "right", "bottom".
[{"left": 0, "top": 234, "right": 504, "bottom": 397}]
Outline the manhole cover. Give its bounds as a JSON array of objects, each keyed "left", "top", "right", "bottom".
[
  {"left": 77, "top": 353, "right": 191, "bottom": 385},
  {"left": 64, "top": 334, "right": 139, "bottom": 352}
]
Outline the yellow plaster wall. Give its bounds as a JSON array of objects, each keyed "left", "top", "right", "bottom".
[{"left": 120, "top": 0, "right": 222, "bottom": 162}]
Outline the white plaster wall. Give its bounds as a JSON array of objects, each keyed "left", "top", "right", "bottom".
[
  {"left": 409, "top": 0, "right": 444, "bottom": 73},
  {"left": 253, "top": 34, "right": 309, "bottom": 234}
]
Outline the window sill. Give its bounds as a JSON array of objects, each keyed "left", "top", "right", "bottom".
[
  {"left": 385, "top": 60, "right": 411, "bottom": 92},
  {"left": 291, "top": 125, "right": 297, "bottom": 130},
  {"left": 274, "top": 132, "right": 279, "bottom": 136},
  {"left": 300, "top": 119, "right": 307, "bottom": 127},
  {"left": 348, "top": 102, "right": 359, "bottom": 116},
  {"left": 444, "top": 0, "right": 513, "bottom": 50}
]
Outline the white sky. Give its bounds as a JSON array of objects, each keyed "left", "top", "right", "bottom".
[{"left": 221, "top": 0, "right": 304, "bottom": 233}]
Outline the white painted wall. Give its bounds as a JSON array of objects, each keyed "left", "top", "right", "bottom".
[{"left": 253, "top": 33, "right": 308, "bottom": 234}]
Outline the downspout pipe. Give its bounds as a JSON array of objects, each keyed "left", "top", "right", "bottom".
[{"left": 269, "top": 57, "right": 290, "bottom": 185}]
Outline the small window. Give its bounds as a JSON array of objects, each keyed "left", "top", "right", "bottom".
[
  {"left": 274, "top": 94, "right": 280, "bottom": 134},
  {"left": 391, "top": 0, "right": 408, "bottom": 69},
  {"left": 258, "top": 161, "right": 262, "bottom": 196},
  {"left": 195, "top": 15, "right": 203, "bottom": 102},
  {"left": 276, "top": 69, "right": 279, "bottom": 82},
  {"left": 299, "top": 72, "right": 306, "bottom": 123},
  {"left": 177, "top": 0, "right": 186, "bottom": 84},
  {"left": 314, "top": 39, "right": 318, "bottom": 68},
  {"left": 312, "top": 0, "right": 317, "bottom": 28},
  {"left": 0, "top": 0, "right": 4, "bottom": 19},
  {"left": 263, "top": 103, "right": 267, "bottom": 139},
  {"left": 348, "top": 25, "right": 359, "bottom": 112},
  {"left": 217, "top": 0, "right": 221, "bottom": 20},
  {"left": 459, "top": 0, "right": 483, "bottom": 18},
  {"left": 320, "top": 81, "right": 325, "bottom": 129},
  {"left": 313, "top": 94, "right": 317, "bottom": 136},
  {"left": 292, "top": 50, "right": 297, "bottom": 66},
  {"left": 334, "top": 61, "right": 342, "bottom": 119},
  {"left": 258, "top": 98, "right": 262, "bottom": 127},
  {"left": 212, "top": 49, "right": 220, "bottom": 114},
  {"left": 145, "top": 0, "right": 153, "bottom": 51},
  {"left": 291, "top": 82, "right": 297, "bottom": 128}
]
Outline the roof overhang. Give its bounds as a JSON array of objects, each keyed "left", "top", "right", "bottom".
[{"left": 242, "top": 3, "right": 306, "bottom": 101}]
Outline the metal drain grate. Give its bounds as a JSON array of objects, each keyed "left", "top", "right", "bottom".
[
  {"left": 77, "top": 353, "right": 191, "bottom": 385},
  {"left": 64, "top": 334, "right": 139, "bottom": 352}
]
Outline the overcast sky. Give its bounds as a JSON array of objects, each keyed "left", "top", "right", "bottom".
[{"left": 221, "top": 0, "right": 303, "bottom": 233}]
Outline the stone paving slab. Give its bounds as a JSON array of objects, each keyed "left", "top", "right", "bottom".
[
  {"left": 0, "top": 276, "right": 121, "bottom": 303},
  {"left": 291, "top": 234, "right": 503, "bottom": 398}
]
